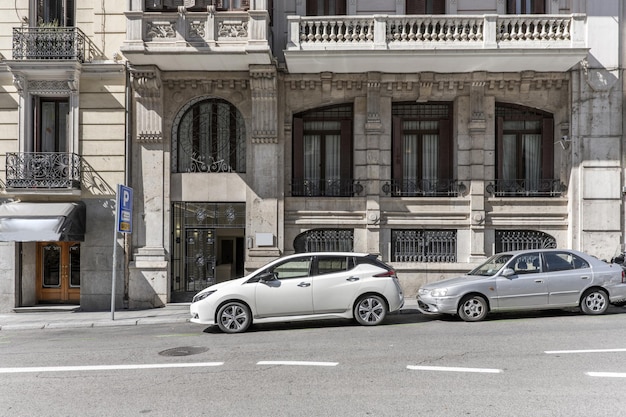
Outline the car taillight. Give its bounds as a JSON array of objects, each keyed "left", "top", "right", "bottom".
[
  {"left": 374, "top": 270, "right": 396, "bottom": 278},
  {"left": 622, "top": 270, "right": 625, "bottom": 284}
]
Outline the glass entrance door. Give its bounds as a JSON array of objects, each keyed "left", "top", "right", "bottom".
[
  {"left": 36, "top": 242, "right": 80, "bottom": 304},
  {"left": 184, "top": 228, "right": 216, "bottom": 292}
]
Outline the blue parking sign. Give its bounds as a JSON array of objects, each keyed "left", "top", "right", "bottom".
[{"left": 116, "top": 184, "right": 133, "bottom": 234}]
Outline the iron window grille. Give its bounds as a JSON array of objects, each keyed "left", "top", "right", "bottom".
[
  {"left": 294, "top": 229, "right": 354, "bottom": 253},
  {"left": 495, "top": 230, "right": 557, "bottom": 253},
  {"left": 392, "top": 229, "right": 457, "bottom": 262}
]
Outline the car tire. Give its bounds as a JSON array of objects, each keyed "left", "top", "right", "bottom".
[
  {"left": 457, "top": 295, "right": 488, "bottom": 322},
  {"left": 354, "top": 295, "right": 387, "bottom": 326},
  {"left": 580, "top": 288, "right": 609, "bottom": 315},
  {"left": 216, "top": 301, "right": 252, "bottom": 333}
]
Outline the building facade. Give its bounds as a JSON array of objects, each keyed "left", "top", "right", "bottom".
[
  {"left": 0, "top": 0, "right": 624, "bottom": 311},
  {"left": 0, "top": 0, "right": 127, "bottom": 311}
]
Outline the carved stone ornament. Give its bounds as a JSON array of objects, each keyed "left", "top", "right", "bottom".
[{"left": 131, "top": 68, "right": 162, "bottom": 98}]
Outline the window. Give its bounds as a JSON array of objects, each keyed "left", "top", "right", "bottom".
[
  {"left": 507, "top": 0, "right": 545, "bottom": 14},
  {"left": 37, "top": 0, "right": 74, "bottom": 26},
  {"left": 293, "top": 229, "right": 354, "bottom": 253},
  {"left": 145, "top": 0, "right": 249, "bottom": 11},
  {"left": 317, "top": 256, "right": 353, "bottom": 275},
  {"left": 292, "top": 105, "right": 354, "bottom": 197},
  {"left": 391, "top": 102, "right": 452, "bottom": 196},
  {"left": 271, "top": 258, "right": 312, "bottom": 279},
  {"left": 36, "top": 97, "right": 69, "bottom": 152},
  {"left": 306, "top": 0, "right": 346, "bottom": 15},
  {"left": 392, "top": 230, "right": 457, "bottom": 262},
  {"left": 543, "top": 252, "right": 589, "bottom": 272},
  {"left": 406, "top": 0, "right": 445, "bottom": 14},
  {"left": 512, "top": 253, "right": 541, "bottom": 274},
  {"left": 495, "top": 104, "right": 554, "bottom": 196},
  {"left": 495, "top": 230, "right": 557, "bottom": 252},
  {"left": 174, "top": 97, "right": 246, "bottom": 173}
]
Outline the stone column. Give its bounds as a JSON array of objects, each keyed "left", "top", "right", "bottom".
[
  {"left": 468, "top": 76, "right": 487, "bottom": 260},
  {"left": 128, "top": 65, "right": 168, "bottom": 308},
  {"left": 365, "top": 73, "right": 383, "bottom": 255},
  {"left": 247, "top": 65, "right": 281, "bottom": 269}
]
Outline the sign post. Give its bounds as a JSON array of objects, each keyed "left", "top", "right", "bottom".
[{"left": 112, "top": 184, "right": 133, "bottom": 320}]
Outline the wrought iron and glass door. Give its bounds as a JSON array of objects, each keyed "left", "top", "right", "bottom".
[
  {"left": 184, "top": 228, "right": 216, "bottom": 292},
  {"left": 36, "top": 242, "right": 80, "bottom": 304}
]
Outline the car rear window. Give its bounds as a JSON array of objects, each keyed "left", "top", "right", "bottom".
[{"left": 355, "top": 255, "right": 392, "bottom": 271}]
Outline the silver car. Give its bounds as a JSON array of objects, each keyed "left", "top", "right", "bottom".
[
  {"left": 417, "top": 249, "right": 626, "bottom": 322},
  {"left": 190, "top": 252, "right": 404, "bottom": 333}
]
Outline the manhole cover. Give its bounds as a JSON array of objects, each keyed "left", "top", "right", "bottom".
[{"left": 158, "top": 346, "right": 209, "bottom": 357}]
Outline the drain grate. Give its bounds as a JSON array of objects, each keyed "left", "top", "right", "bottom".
[{"left": 158, "top": 346, "right": 209, "bottom": 357}]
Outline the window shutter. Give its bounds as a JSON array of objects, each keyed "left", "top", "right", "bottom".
[
  {"left": 335, "top": 0, "right": 347, "bottom": 15},
  {"left": 532, "top": 0, "right": 545, "bottom": 14},
  {"left": 438, "top": 119, "right": 451, "bottom": 180},
  {"left": 392, "top": 116, "right": 404, "bottom": 182},
  {"left": 65, "top": 0, "right": 75, "bottom": 26},
  {"left": 432, "top": 0, "right": 446, "bottom": 14},
  {"left": 306, "top": 0, "right": 316, "bottom": 16},
  {"left": 541, "top": 117, "right": 554, "bottom": 179},
  {"left": 293, "top": 117, "right": 304, "bottom": 180},
  {"left": 506, "top": 0, "right": 516, "bottom": 14},
  {"left": 406, "top": 0, "right": 427, "bottom": 14},
  {"left": 340, "top": 119, "right": 352, "bottom": 181},
  {"left": 496, "top": 116, "right": 504, "bottom": 179}
]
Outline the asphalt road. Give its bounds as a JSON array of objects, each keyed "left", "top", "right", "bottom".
[{"left": 2, "top": 307, "right": 626, "bottom": 416}]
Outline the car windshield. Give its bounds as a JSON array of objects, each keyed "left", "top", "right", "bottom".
[{"left": 468, "top": 254, "right": 513, "bottom": 276}]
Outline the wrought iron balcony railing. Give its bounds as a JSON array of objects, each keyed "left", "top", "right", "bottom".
[
  {"left": 382, "top": 179, "right": 465, "bottom": 197},
  {"left": 291, "top": 178, "right": 364, "bottom": 197},
  {"left": 6, "top": 152, "right": 81, "bottom": 190},
  {"left": 486, "top": 179, "right": 566, "bottom": 197},
  {"left": 12, "top": 27, "right": 96, "bottom": 62}
]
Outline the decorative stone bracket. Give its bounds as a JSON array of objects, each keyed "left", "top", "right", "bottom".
[
  {"left": 130, "top": 65, "right": 163, "bottom": 143},
  {"left": 250, "top": 65, "right": 277, "bottom": 144}
]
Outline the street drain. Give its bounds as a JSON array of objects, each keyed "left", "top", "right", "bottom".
[{"left": 158, "top": 346, "right": 209, "bottom": 357}]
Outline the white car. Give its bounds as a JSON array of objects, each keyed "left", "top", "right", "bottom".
[
  {"left": 190, "top": 252, "right": 404, "bottom": 333},
  {"left": 417, "top": 249, "right": 626, "bottom": 322}
]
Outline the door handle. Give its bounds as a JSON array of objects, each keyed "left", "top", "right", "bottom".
[
  {"left": 346, "top": 277, "right": 360, "bottom": 282},
  {"left": 580, "top": 276, "right": 590, "bottom": 280},
  {"left": 534, "top": 279, "right": 544, "bottom": 283},
  {"left": 297, "top": 282, "right": 311, "bottom": 287}
]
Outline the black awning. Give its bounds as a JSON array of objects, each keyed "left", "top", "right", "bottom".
[{"left": 0, "top": 201, "right": 86, "bottom": 242}]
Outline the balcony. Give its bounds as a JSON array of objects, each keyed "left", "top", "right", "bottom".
[
  {"left": 486, "top": 179, "right": 566, "bottom": 197},
  {"left": 12, "top": 27, "right": 96, "bottom": 62},
  {"left": 285, "top": 14, "right": 588, "bottom": 73},
  {"left": 121, "top": 9, "right": 272, "bottom": 71},
  {"left": 382, "top": 179, "right": 465, "bottom": 197},
  {"left": 6, "top": 152, "right": 81, "bottom": 191},
  {"left": 291, "top": 178, "right": 364, "bottom": 197}
]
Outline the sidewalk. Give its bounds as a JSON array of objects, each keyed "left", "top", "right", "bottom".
[
  {"left": 0, "top": 299, "right": 419, "bottom": 331},
  {"left": 0, "top": 304, "right": 192, "bottom": 331}
]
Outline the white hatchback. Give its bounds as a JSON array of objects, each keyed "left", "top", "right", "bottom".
[{"left": 190, "top": 252, "right": 404, "bottom": 333}]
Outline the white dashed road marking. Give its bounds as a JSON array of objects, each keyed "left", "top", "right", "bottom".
[
  {"left": 586, "top": 372, "right": 626, "bottom": 378},
  {"left": 545, "top": 348, "right": 626, "bottom": 354},
  {"left": 407, "top": 365, "right": 503, "bottom": 374},
  {"left": 0, "top": 362, "right": 224, "bottom": 374},
  {"left": 257, "top": 361, "right": 338, "bottom": 367}
]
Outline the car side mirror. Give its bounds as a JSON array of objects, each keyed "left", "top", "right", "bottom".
[
  {"left": 259, "top": 271, "right": 277, "bottom": 282},
  {"left": 501, "top": 268, "right": 515, "bottom": 278}
]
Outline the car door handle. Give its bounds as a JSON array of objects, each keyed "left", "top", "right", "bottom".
[
  {"left": 581, "top": 276, "right": 590, "bottom": 280},
  {"left": 346, "top": 277, "right": 360, "bottom": 282},
  {"left": 534, "top": 279, "right": 544, "bottom": 283},
  {"left": 297, "top": 282, "right": 311, "bottom": 287}
]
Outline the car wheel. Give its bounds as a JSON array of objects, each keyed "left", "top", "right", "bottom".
[
  {"left": 354, "top": 295, "right": 387, "bottom": 326},
  {"left": 216, "top": 301, "right": 251, "bottom": 333},
  {"left": 580, "top": 289, "right": 609, "bottom": 315},
  {"left": 458, "top": 295, "right": 488, "bottom": 322}
]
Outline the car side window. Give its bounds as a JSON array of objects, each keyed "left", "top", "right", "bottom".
[
  {"left": 512, "top": 253, "right": 541, "bottom": 274},
  {"left": 543, "top": 252, "right": 585, "bottom": 272},
  {"left": 317, "top": 256, "right": 349, "bottom": 275},
  {"left": 272, "top": 258, "right": 312, "bottom": 279}
]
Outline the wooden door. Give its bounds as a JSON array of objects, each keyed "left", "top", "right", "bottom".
[{"left": 36, "top": 242, "right": 80, "bottom": 304}]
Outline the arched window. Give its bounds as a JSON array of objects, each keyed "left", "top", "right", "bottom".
[
  {"left": 173, "top": 97, "right": 246, "bottom": 173},
  {"left": 495, "top": 230, "right": 557, "bottom": 253}
]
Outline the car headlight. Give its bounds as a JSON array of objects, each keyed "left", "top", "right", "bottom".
[
  {"left": 431, "top": 288, "right": 449, "bottom": 297},
  {"left": 192, "top": 290, "right": 216, "bottom": 303}
]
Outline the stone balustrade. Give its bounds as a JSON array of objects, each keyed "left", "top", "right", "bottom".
[{"left": 287, "top": 14, "right": 586, "bottom": 50}]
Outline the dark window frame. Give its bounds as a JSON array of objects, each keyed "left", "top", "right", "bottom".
[
  {"left": 506, "top": 0, "right": 545, "bottom": 14},
  {"left": 306, "top": 0, "right": 346, "bottom": 16},
  {"left": 406, "top": 0, "right": 446, "bottom": 14}
]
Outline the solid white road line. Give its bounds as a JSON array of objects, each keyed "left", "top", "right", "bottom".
[
  {"left": 545, "top": 348, "right": 626, "bottom": 354},
  {"left": 407, "top": 365, "right": 503, "bottom": 374},
  {"left": 257, "top": 361, "right": 338, "bottom": 367},
  {"left": 0, "top": 362, "right": 224, "bottom": 374},
  {"left": 587, "top": 372, "right": 626, "bottom": 378}
]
